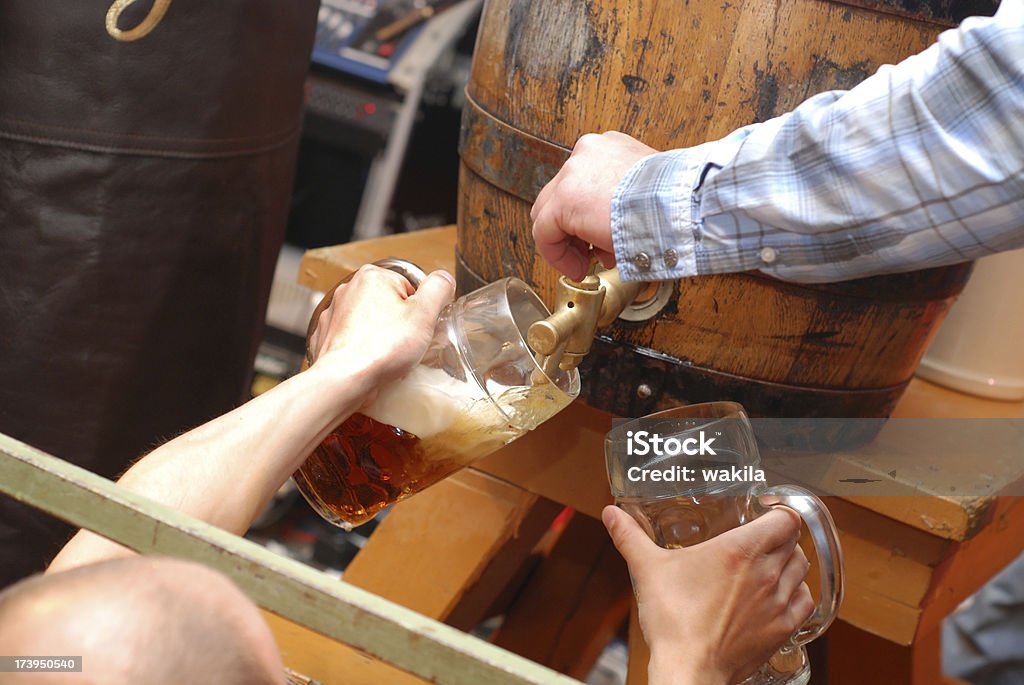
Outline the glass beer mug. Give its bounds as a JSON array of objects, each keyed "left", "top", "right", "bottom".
[
  {"left": 294, "top": 259, "right": 580, "bottom": 529},
  {"left": 605, "top": 402, "right": 843, "bottom": 685}
]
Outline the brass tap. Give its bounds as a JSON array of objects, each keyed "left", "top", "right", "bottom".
[{"left": 528, "top": 266, "right": 645, "bottom": 377}]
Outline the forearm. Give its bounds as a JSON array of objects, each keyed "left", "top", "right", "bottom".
[
  {"left": 614, "top": 1, "right": 1024, "bottom": 283},
  {"left": 48, "top": 358, "right": 377, "bottom": 572}
]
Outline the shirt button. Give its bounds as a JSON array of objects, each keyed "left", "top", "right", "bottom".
[
  {"left": 663, "top": 249, "right": 679, "bottom": 268},
  {"left": 759, "top": 247, "right": 778, "bottom": 264},
  {"left": 633, "top": 252, "right": 652, "bottom": 271}
]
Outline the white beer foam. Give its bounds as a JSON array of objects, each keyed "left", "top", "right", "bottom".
[{"left": 362, "top": 366, "right": 485, "bottom": 439}]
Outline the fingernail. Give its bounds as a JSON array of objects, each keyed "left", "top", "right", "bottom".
[{"left": 435, "top": 270, "right": 456, "bottom": 287}]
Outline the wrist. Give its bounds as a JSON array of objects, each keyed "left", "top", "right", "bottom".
[
  {"left": 284, "top": 353, "right": 385, "bottom": 437},
  {"left": 307, "top": 347, "right": 385, "bottom": 396},
  {"left": 650, "top": 648, "right": 725, "bottom": 685}
]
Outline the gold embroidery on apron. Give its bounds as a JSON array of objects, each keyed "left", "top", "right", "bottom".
[{"left": 106, "top": 0, "right": 172, "bottom": 42}]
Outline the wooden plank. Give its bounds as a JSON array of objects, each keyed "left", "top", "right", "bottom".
[
  {"left": 493, "top": 511, "right": 633, "bottom": 679},
  {"left": 299, "top": 225, "right": 458, "bottom": 292},
  {"left": 0, "top": 433, "right": 582, "bottom": 685},
  {"left": 916, "top": 495, "right": 1024, "bottom": 639},
  {"left": 476, "top": 401, "right": 615, "bottom": 521},
  {"left": 343, "top": 468, "right": 561, "bottom": 624},
  {"left": 444, "top": 495, "right": 565, "bottom": 632},
  {"left": 764, "top": 415, "right": 1024, "bottom": 541},
  {"left": 834, "top": 582, "right": 922, "bottom": 647},
  {"left": 823, "top": 497, "right": 945, "bottom": 644},
  {"left": 263, "top": 611, "right": 430, "bottom": 685},
  {"left": 840, "top": 496, "right": 986, "bottom": 543},
  {"left": 764, "top": 459, "right": 988, "bottom": 543}
]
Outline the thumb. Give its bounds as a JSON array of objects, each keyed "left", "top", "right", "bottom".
[
  {"left": 411, "top": 270, "right": 456, "bottom": 319},
  {"left": 602, "top": 505, "right": 661, "bottom": 569}
]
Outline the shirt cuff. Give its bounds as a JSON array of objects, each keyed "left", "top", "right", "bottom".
[{"left": 611, "top": 147, "right": 710, "bottom": 281}]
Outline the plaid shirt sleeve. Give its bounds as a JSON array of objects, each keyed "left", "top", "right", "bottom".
[{"left": 612, "top": 0, "right": 1024, "bottom": 284}]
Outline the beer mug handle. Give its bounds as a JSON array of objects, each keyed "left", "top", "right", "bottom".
[
  {"left": 304, "top": 258, "right": 428, "bottom": 366},
  {"left": 367, "top": 258, "right": 428, "bottom": 290},
  {"left": 752, "top": 485, "right": 844, "bottom": 646}
]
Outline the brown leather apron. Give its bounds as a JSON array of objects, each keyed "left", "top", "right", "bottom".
[{"left": 0, "top": 0, "right": 318, "bottom": 585}]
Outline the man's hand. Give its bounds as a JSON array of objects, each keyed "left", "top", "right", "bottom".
[
  {"left": 532, "top": 131, "right": 657, "bottom": 280},
  {"left": 308, "top": 265, "right": 455, "bottom": 387},
  {"left": 602, "top": 505, "right": 815, "bottom": 685}
]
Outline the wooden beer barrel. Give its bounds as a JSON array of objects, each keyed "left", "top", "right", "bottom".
[{"left": 457, "top": 0, "right": 995, "bottom": 419}]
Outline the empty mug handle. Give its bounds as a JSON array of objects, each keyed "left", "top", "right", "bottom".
[
  {"left": 750, "top": 484, "right": 845, "bottom": 646},
  {"left": 304, "top": 258, "right": 427, "bottom": 367}
]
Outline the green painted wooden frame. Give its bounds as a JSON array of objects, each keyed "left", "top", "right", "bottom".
[{"left": 0, "top": 433, "right": 582, "bottom": 685}]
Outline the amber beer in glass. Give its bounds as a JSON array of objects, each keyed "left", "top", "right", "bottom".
[
  {"left": 605, "top": 402, "right": 844, "bottom": 685},
  {"left": 294, "top": 270, "right": 579, "bottom": 529}
]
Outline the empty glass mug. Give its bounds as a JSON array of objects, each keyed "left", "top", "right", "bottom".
[
  {"left": 605, "top": 402, "right": 843, "bottom": 685},
  {"left": 294, "top": 259, "right": 580, "bottom": 529}
]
